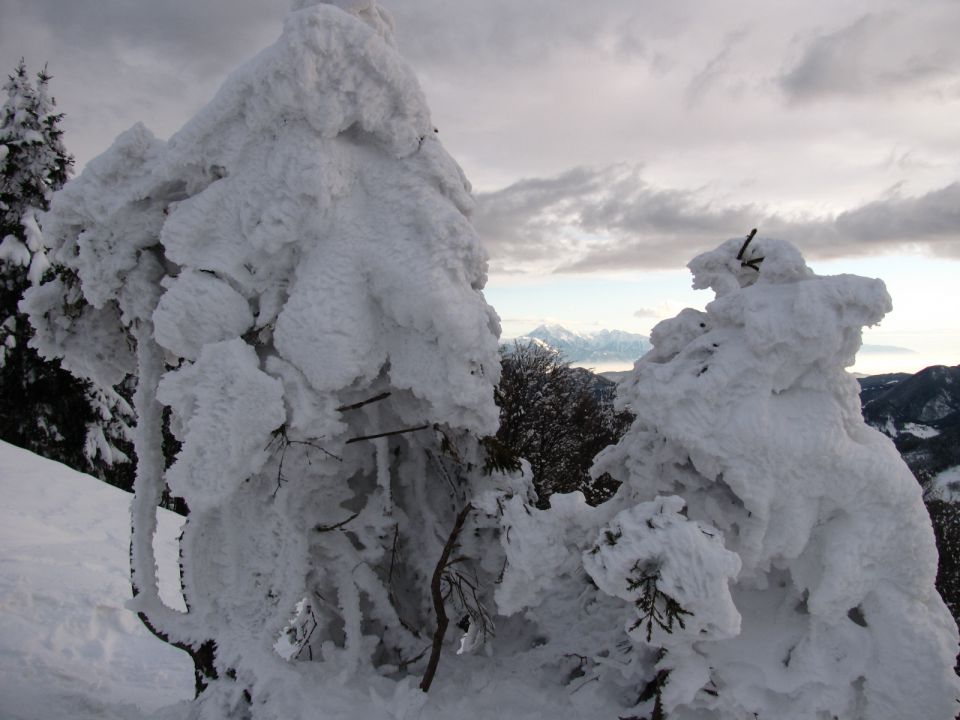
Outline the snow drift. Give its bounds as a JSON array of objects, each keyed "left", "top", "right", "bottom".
[{"left": 0, "top": 441, "right": 192, "bottom": 720}]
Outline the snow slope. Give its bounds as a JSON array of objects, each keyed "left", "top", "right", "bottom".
[{"left": 0, "top": 441, "right": 193, "bottom": 720}]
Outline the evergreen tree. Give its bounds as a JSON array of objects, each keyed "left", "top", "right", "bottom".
[{"left": 0, "top": 60, "right": 132, "bottom": 486}]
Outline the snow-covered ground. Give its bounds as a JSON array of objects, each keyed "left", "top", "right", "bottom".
[
  {"left": 902, "top": 422, "right": 941, "bottom": 439},
  {"left": 0, "top": 440, "right": 193, "bottom": 720}
]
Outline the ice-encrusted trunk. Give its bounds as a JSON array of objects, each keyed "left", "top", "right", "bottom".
[
  {"left": 23, "top": 2, "right": 527, "bottom": 716},
  {"left": 128, "top": 322, "right": 216, "bottom": 694}
]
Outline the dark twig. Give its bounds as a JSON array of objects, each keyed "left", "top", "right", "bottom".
[
  {"left": 335, "top": 392, "right": 392, "bottom": 413},
  {"left": 269, "top": 426, "right": 342, "bottom": 498},
  {"left": 571, "top": 675, "right": 600, "bottom": 695},
  {"left": 286, "top": 438, "right": 342, "bottom": 462},
  {"left": 736, "top": 228, "right": 764, "bottom": 271},
  {"left": 387, "top": 524, "right": 400, "bottom": 586},
  {"left": 346, "top": 424, "right": 432, "bottom": 445},
  {"left": 314, "top": 511, "right": 360, "bottom": 533},
  {"left": 441, "top": 566, "right": 493, "bottom": 647},
  {"left": 398, "top": 643, "right": 432, "bottom": 672},
  {"left": 736, "top": 228, "right": 757, "bottom": 260},
  {"left": 420, "top": 505, "right": 472, "bottom": 692}
]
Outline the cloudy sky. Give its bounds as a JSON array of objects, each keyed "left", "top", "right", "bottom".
[{"left": 2, "top": 0, "right": 958, "bottom": 373}]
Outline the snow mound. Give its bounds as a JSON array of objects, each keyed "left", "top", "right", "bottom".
[
  {"left": 583, "top": 495, "right": 742, "bottom": 646},
  {"left": 0, "top": 441, "right": 192, "bottom": 720}
]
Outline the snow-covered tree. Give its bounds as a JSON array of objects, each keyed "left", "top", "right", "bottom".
[
  {"left": 24, "top": 3, "right": 533, "bottom": 715},
  {"left": 24, "top": 1, "right": 956, "bottom": 714},
  {"left": 0, "top": 60, "right": 132, "bottom": 482},
  {"left": 493, "top": 235, "right": 960, "bottom": 719},
  {"left": 496, "top": 341, "right": 630, "bottom": 505}
]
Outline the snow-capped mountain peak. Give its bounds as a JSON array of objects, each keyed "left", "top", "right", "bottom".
[{"left": 511, "top": 324, "right": 651, "bottom": 365}]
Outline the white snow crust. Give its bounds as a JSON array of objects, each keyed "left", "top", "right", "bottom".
[
  {"left": 157, "top": 338, "right": 286, "bottom": 511},
  {"left": 152, "top": 271, "right": 254, "bottom": 361},
  {"left": 0, "top": 441, "right": 192, "bottom": 720}
]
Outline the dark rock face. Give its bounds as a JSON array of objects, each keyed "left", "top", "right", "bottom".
[{"left": 859, "top": 365, "right": 960, "bottom": 484}]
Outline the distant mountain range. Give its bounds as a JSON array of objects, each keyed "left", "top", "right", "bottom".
[
  {"left": 508, "top": 324, "right": 651, "bottom": 365},
  {"left": 859, "top": 365, "right": 960, "bottom": 493}
]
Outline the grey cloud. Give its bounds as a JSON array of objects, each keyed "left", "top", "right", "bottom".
[
  {"left": 474, "top": 166, "right": 960, "bottom": 274},
  {"left": 780, "top": 12, "right": 960, "bottom": 101},
  {"left": 1, "top": 0, "right": 281, "bottom": 74},
  {"left": 792, "top": 182, "right": 960, "bottom": 258},
  {"left": 0, "top": 0, "right": 675, "bottom": 79},
  {"left": 0, "top": 0, "right": 285, "bottom": 167},
  {"left": 388, "top": 0, "right": 694, "bottom": 70},
  {"left": 0, "top": 0, "right": 690, "bottom": 170},
  {"left": 683, "top": 28, "right": 748, "bottom": 107}
]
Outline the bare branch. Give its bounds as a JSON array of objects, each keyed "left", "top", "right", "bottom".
[
  {"left": 420, "top": 504, "right": 472, "bottom": 692},
  {"left": 736, "top": 228, "right": 764, "bottom": 271},
  {"left": 335, "top": 392, "right": 392, "bottom": 413},
  {"left": 346, "top": 424, "right": 432, "bottom": 445},
  {"left": 313, "top": 511, "right": 360, "bottom": 533},
  {"left": 736, "top": 228, "right": 758, "bottom": 260}
]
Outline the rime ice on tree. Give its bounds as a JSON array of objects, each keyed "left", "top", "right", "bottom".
[
  {"left": 0, "top": 60, "right": 132, "bottom": 479},
  {"left": 24, "top": 2, "right": 527, "bottom": 715},
  {"left": 581, "top": 235, "right": 960, "bottom": 719},
  {"left": 492, "top": 236, "right": 959, "bottom": 719}
]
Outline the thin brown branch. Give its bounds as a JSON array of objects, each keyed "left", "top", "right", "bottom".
[
  {"left": 346, "top": 424, "right": 432, "bottom": 445},
  {"left": 387, "top": 524, "right": 400, "bottom": 584},
  {"left": 313, "top": 511, "right": 360, "bottom": 533},
  {"left": 736, "top": 228, "right": 758, "bottom": 260},
  {"left": 420, "top": 505, "right": 472, "bottom": 693},
  {"left": 398, "top": 643, "right": 432, "bottom": 671},
  {"left": 287, "top": 438, "right": 342, "bottom": 462},
  {"left": 335, "top": 392, "right": 392, "bottom": 413}
]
